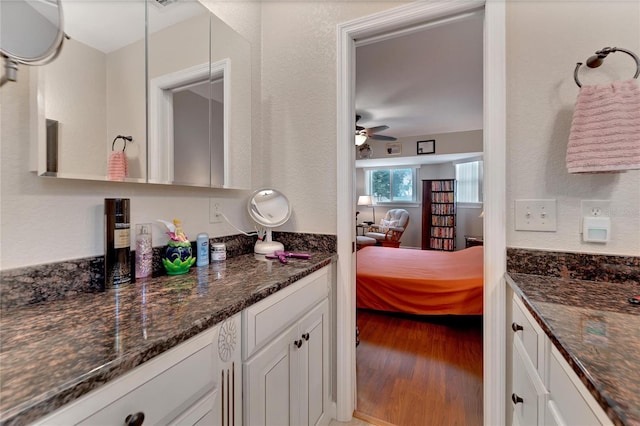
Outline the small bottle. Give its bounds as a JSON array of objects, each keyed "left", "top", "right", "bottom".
[
  {"left": 197, "top": 233, "right": 210, "bottom": 267},
  {"left": 211, "top": 242, "right": 226, "bottom": 262},
  {"left": 104, "top": 198, "right": 131, "bottom": 288},
  {"left": 135, "top": 224, "right": 153, "bottom": 278}
]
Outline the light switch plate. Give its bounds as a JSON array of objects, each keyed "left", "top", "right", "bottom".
[{"left": 514, "top": 199, "right": 557, "bottom": 232}]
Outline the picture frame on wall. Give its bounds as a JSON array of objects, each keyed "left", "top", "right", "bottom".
[
  {"left": 417, "top": 139, "right": 435, "bottom": 155},
  {"left": 386, "top": 143, "right": 402, "bottom": 156}
]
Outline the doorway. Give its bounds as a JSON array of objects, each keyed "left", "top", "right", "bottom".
[
  {"left": 353, "top": 10, "right": 484, "bottom": 424},
  {"left": 335, "top": 2, "right": 506, "bottom": 424}
]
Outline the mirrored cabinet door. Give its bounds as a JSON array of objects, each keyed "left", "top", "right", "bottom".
[{"left": 36, "top": 0, "right": 147, "bottom": 183}]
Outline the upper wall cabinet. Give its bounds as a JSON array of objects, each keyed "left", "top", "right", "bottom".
[{"left": 33, "top": 0, "right": 251, "bottom": 189}]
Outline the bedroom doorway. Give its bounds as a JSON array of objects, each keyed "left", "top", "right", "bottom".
[
  {"left": 352, "top": 9, "right": 484, "bottom": 426},
  {"left": 335, "top": 1, "right": 507, "bottom": 424}
]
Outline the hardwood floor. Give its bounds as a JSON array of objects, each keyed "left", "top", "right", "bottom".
[{"left": 355, "top": 309, "right": 483, "bottom": 426}]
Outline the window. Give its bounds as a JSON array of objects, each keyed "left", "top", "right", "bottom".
[
  {"left": 366, "top": 167, "right": 418, "bottom": 204},
  {"left": 455, "top": 160, "right": 483, "bottom": 204}
]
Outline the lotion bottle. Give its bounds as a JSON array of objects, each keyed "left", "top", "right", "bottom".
[{"left": 135, "top": 223, "right": 153, "bottom": 278}]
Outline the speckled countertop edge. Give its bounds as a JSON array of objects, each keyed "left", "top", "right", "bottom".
[
  {"left": 506, "top": 272, "right": 640, "bottom": 426},
  {"left": 0, "top": 252, "right": 337, "bottom": 426}
]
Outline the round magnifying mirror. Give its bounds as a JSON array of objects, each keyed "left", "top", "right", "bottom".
[
  {"left": 248, "top": 188, "right": 292, "bottom": 255},
  {"left": 1, "top": 0, "right": 65, "bottom": 84}
]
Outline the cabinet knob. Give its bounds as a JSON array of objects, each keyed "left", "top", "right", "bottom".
[
  {"left": 511, "top": 322, "right": 523, "bottom": 332},
  {"left": 294, "top": 339, "right": 302, "bottom": 348},
  {"left": 511, "top": 393, "right": 524, "bottom": 405},
  {"left": 125, "top": 412, "right": 145, "bottom": 426},
  {"left": 302, "top": 333, "right": 310, "bottom": 341}
]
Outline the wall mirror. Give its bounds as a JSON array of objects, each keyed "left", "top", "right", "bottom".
[{"left": 33, "top": 0, "right": 252, "bottom": 189}]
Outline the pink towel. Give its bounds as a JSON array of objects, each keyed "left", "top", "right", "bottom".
[
  {"left": 107, "top": 151, "right": 128, "bottom": 181},
  {"left": 566, "top": 79, "right": 640, "bottom": 173}
]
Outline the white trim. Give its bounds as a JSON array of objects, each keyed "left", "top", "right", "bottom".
[
  {"left": 148, "top": 59, "right": 230, "bottom": 186},
  {"left": 482, "top": 2, "right": 507, "bottom": 424},
  {"left": 336, "top": 1, "right": 506, "bottom": 424}
]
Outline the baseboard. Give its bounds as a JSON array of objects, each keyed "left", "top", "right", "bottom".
[{"left": 353, "top": 411, "right": 397, "bottom": 426}]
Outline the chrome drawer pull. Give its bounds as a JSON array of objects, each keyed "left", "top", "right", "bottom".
[{"left": 512, "top": 322, "right": 524, "bottom": 332}]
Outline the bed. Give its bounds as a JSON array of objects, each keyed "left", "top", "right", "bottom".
[{"left": 356, "top": 246, "right": 483, "bottom": 315}]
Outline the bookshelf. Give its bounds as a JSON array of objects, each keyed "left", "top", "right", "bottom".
[{"left": 421, "top": 179, "right": 456, "bottom": 251}]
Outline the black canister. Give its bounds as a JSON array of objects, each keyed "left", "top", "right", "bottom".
[{"left": 104, "top": 198, "right": 131, "bottom": 288}]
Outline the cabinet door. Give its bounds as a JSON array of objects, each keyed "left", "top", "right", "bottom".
[
  {"left": 244, "top": 324, "right": 298, "bottom": 426},
  {"left": 214, "top": 314, "right": 242, "bottom": 426},
  {"left": 297, "top": 300, "right": 329, "bottom": 426}
]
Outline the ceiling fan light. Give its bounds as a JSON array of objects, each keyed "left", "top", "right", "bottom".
[{"left": 355, "top": 134, "right": 368, "bottom": 146}]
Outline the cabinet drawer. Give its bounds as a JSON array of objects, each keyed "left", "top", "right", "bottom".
[
  {"left": 243, "top": 267, "right": 329, "bottom": 359},
  {"left": 511, "top": 296, "right": 542, "bottom": 370},
  {"left": 548, "top": 346, "right": 612, "bottom": 426},
  {"left": 511, "top": 342, "right": 544, "bottom": 426},
  {"left": 35, "top": 326, "right": 218, "bottom": 425}
]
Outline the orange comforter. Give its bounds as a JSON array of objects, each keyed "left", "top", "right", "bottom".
[{"left": 356, "top": 246, "right": 483, "bottom": 315}]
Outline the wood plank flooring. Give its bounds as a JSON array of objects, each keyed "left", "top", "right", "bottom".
[{"left": 355, "top": 309, "right": 483, "bottom": 426}]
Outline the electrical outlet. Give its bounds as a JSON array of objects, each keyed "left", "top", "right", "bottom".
[
  {"left": 209, "top": 198, "right": 223, "bottom": 223},
  {"left": 580, "top": 200, "right": 610, "bottom": 232},
  {"left": 514, "top": 199, "right": 557, "bottom": 232}
]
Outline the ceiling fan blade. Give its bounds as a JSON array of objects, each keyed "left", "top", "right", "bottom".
[
  {"left": 369, "top": 134, "right": 397, "bottom": 141},
  {"left": 356, "top": 125, "right": 365, "bottom": 131},
  {"left": 365, "top": 125, "right": 389, "bottom": 134}
]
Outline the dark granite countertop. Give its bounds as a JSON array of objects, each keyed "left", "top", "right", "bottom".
[
  {"left": 507, "top": 272, "right": 640, "bottom": 426},
  {"left": 0, "top": 251, "right": 336, "bottom": 425}
]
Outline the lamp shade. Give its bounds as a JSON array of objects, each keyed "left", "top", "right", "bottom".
[
  {"left": 355, "top": 134, "right": 368, "bottom": 146},
  {"left": 357, "top": 195, "right": 373, "bottom": 206}
]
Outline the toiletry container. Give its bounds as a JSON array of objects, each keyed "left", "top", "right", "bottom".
[
  {"left": 136, "top": 223, "right": 153, "bottom": 278},
  {"left": 196, "top": 233, "right": 209, "bottom": 266},
  {"left": 211, "top": 242, "right": 226, "bottom": 262},
  {"left": 105, "top": 198, "right": 131, "bottom": 288}
]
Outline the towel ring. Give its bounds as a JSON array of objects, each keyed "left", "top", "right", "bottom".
[
  {"left": 574, "top": 47, "right": 640, "bottom": 88},
  {"left": 112, "top": 135, "right": 133, "bottom": 151}
]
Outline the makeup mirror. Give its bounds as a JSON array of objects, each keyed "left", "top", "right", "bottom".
[
  {"left": 248, "top": 188, "right": 292, "bottom": 255},
  {"left": 0, "top": 0, "right": 65, "bottom": 86}
]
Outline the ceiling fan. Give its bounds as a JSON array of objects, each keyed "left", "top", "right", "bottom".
[{"left": 355, "top": 115, "right": 397, "bottom": 145}]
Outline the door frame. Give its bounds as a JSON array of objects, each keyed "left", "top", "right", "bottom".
[{"left": 335, "top": 1, "right": 506, "bottom": 424}]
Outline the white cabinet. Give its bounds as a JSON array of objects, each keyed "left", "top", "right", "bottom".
[
  {"left": 507, "top": 291, "right": 613, "bottom": 426},
  {"left": 35, "top": 315, "right": 242, "bottom": 426},
  {"left": 35, "top": 326, "right": 219, "bottom": 425},
  {"left": 213, "top": 313, "right": 243, "bottom": 426},
  {"left": 243, "top": 267, "right": 331, "bottom": 426}
]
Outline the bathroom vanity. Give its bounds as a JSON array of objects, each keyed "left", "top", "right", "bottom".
[
  {"left": 0, "top": 251, "right": 336, "bottom": 425},
  {"left": 507, "top": 272, "right": 640, "bottom": 426}
]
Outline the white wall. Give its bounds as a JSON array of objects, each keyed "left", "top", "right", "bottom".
[
  {"left": 506, "top": 1, "right": 640, "bottom": 256},
  {"left": 43, "top": 39, "right": 107, "bottom": 176},
  {"left": 363, "top": 129, "right": 482, "bottom": 160},
  {"left": 259, "top": 1, "right": 406, "bottom": 233}
]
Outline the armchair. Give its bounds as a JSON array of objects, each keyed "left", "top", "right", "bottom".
[{"left": 364, "top": 209, "right": 410, "bottom": 248}]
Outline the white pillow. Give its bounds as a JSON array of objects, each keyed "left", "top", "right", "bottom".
[{"left": 379, "top": 219, "right": 399, "bottom": 230}]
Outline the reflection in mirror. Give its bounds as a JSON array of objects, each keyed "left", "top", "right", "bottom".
[
  {"left": 35, "top": 0, "right": 146, "bottom": 182},
  {"left": 0, "top": 0, "right": 65, "bottom": 86},
  {"left": 147, "top": 2, "right": 211, "bottom": 187},
  {"left": 248, "top": 189, "right": 292, "bottom": 255},
  {"left": 34, "top": 0, "right": 252, "bottom": 189}
]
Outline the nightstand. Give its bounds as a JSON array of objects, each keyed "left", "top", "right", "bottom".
[{"left": 465, "top": 235, "right": 484, "bottom": 248}]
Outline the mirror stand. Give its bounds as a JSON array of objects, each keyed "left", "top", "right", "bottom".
[{"left": 254, "top": 229, "right": 284, "bottom": 255}]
